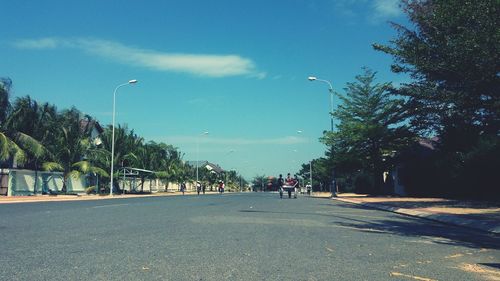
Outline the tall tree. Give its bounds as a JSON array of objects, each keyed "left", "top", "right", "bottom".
[
  {"left": 374, "top": 0, "right": 500, "bottom": 199},
  {"left": 43, "top": 108, "right": 101, "bottom": 193},
  {"left": 5, "top": 96, "right": 58, "bottom": 192},
  {"left": 0, "top": 79, "right": 26, "bottom": 166},
  {"left": 322, "top": 69, "right": 413, "bottom": 194},
  {"left": 98, "top": 125, "right": 143, "bottom": 192},
  {"left": 373, "top": 0, "right": 499, "bottom": 141},
  {"left": 6, "top": 96, "right": 57, "bottom": 168}
]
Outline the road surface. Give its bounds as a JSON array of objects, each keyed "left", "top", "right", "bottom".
[{"left": 0, "top": 193, "right": 498, "bottom": 280}]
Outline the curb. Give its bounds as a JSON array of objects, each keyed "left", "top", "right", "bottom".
[
  {"left": 333, "top": 197, "right": 500, "bottom": 236},
  {"left": 0, "top": 192, "right": 223, "bottom": 204}
]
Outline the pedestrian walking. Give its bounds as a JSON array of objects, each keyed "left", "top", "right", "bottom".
[
  {"left": 277, "top": 174, "right": 284, "bottom": 199},
  {"left": 293, "top": 174, "right": 299, "bottom": 198},
  {"left": 285, "top": 173, "right": 293, "bottom": 198},
  {"left": 219, "top": 180, "right": 225, "bottom": 194},
  {"left": 181, "top": 182, "right": 186, "bottom": 195}
]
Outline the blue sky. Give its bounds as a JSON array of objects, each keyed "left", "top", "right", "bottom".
[{"left": 1, "top": 0, "right": 409, "bottom": 180}]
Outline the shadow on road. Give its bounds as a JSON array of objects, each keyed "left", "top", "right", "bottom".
[
  {"left": 240, "top": 203, "right": 500, "bottom": 251},
  {"left": 330, "top": 201, "right": 500, "bottom": 249},
  {"left": 480, "top": 263, "right": 500, "bottom": 270}
]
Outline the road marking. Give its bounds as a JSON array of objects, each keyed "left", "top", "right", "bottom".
[
  {"left": 91, "top": 203, "right": 129, "bottom": 209},
  {"left": 445, "top": 253, "right": 464, "bottom": 259},
  {"left": 390, "top": 272, "right": 437, "bottom": 281}
]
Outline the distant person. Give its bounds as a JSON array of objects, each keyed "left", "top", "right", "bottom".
[
  {"left": 285, "top": 173, "right": 293, "bottom": 198},
  {"left": 219, "top": 181, "right": 225, "bottom": 194},
  {"left": 197, "top": 182, "right": 201, "bottom": 195},
  {"left": 293, "top": 174, "right": 299, "bottom": 199},
  {"left": 278, "top": 174, "right": 284, "bottom": 199},
  {"left": 202, "top": 183, "right": 206, "bottom": 194},
  {"left": 331, "top": 178, "right": 337, "bottom": 197},
  {"left": 181, "top": 182, "right": 186, "bottom": 195},
  {"left": 285, "top": 173, "right": 293, "bottom": 185}
]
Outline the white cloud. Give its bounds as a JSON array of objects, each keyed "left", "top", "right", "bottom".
[
  {"left": 13, "top": 38, "right": 60, "bottom": 49},
  {"left": 12, "top": 37, "right": 262, "bottom": 78},
  {"left": 333, "top": 0, "right": 401, "bottom": 22},
  {"left": 159, "top": 135, "right": 307, "bottom": 146},
  {"left": 373, "top": 0, "right": 401, "bottom": 18}
]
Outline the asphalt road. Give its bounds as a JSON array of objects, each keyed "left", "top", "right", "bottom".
[{"left": 0, "top": 193, "right": 498, "bottom": 281}]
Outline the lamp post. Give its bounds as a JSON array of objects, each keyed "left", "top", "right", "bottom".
[
  {"left": 196, "top": 131, "right": 209, "bottom": 186},
  {"left": 308, "top": 76, "right": 334, "bottom": 132},
  {"left": 224, "top": 149, "right": 235, "bottom": 190},
  {"left": 297, "top": 130, "right": 313, "bottom": 196},
  {"left": 110, "top": 79, "right": 138, "bottom": 196},
  {"left": 308, "top": 76, "right": 336, "bottom": 197}
]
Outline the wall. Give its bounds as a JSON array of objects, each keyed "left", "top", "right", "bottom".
[{"left": 4, "top": 169, "right": 87, "bottom": 196}]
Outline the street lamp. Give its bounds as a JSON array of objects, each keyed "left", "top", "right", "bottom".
[
  {"left": 224, "top": 149, "right": 235, "bottom": 189},
  {"left": 110, "top": 79, "right": 138, "bottom": 196},
  {"left": 308, "top": 76, "right": 334, "bottom": 132},
  {"left": 196, "top": 131, "right": 209, "bottom": 186},
  {"left": 308, "top": 76, "right": 337, "bottom": 197},
  {"left": 297, "top": 130, "right": 312, "bottom": 196}
]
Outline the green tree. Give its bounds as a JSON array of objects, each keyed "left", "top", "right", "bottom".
[
  {"left": 5, "top": 96, "right": 59, "bottom": 192},
  {"left": 322, "top": 69, "right": 413, "bottom": 194},
  {"left": 0, "top": 79, "right": 29, "bottom": 167},
  {"left": 135, "top": 141, "right": 184, "bottom": 192},
  {"left": 43, "top": 108, "right": 106, "bottom": 193},
  {"left": 297, "top": 157, "right": 333, "bottom": 192},
  {"left": 373, "top": 0, "right": 499, "bottom": 140},
  {"left": 251, "top": 174, "right": 267, "bottom": 192},
  {"left": 97, "top": 125, "right": 142, "bottom": 192},
  {"left": 0, "top": 78, "right": 25, "bottom": 166},
  {"left": 6, "top": 96, "right": 57, "bottom": 167},
  {"left": 374, "top": 0, "right": 500, "bottom": 199}
]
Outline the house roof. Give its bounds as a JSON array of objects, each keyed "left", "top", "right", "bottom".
[
  {"left": 205, "top": 162, "right": 225, "bottom": 174},
  {"left": 118, "top": 167, "right": 155, "bottom": 178},
  {"left": 186, "top": 160, "right": 225, "bottom": 174},
  {"left": 79, "top": 119, "right": 104, "bottom": 134}
]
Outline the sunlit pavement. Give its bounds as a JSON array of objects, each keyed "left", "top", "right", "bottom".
[
  {"left": 331, "top": 193, "right": 500, "bottom": 235},
  {"left": 1, "top": 192, "right": 498, "bottom": 280}
]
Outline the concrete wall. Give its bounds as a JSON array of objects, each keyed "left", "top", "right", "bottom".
[
  {"left": 117, "top": 178, "right": 191, "bottom": 193},
  {"left": 2, "top": 169, "right": 87, "bottom": 196}
]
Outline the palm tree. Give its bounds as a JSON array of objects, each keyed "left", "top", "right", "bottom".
[
  {"left": 43, "top": 108, "right": 106, "bottom": 193},
  {"left": 0, "top": 78, "right": 26, "bottom": 167},
  {"left": 5, "top": 96, "right": 58, "bottom": 192},
  {"left": 99, "top": 125, "right": 143, "bottom": 193},
  {"left": 156, "top": 143, "right": 186, "bottom": 189}
]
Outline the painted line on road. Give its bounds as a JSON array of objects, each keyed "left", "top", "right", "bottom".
[
  {"left": 390, "top": 272, "right": 437, "bottom": 281},
  {"left": 91, "top": 203, "right": 130, "bottom": 209}
]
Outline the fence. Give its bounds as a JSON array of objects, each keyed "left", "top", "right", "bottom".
[{"left": 0, "top": 169, "right": 87, "bottom": 196}]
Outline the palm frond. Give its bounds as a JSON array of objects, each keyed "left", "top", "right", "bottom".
[
  {"left": 15, "top": 132, "right": 47, "bottom": 158},
  {"left": 90, "top": 166, "right": 109, "bottom": 178},
  {"left": 0, "top": 132, "right": 10, "bottom": 161},
  {"left": 42, "top": 162, "right": 64, "bottom": 171},
  {"left": 68, "top": 170, "right": 82, "bottom": 179},
  {"left": 72, "top": 160, "right": 91, "bottom": 173}
]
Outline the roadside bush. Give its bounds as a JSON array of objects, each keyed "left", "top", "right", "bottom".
[{"left": 353, "top": 172, "right": 376, "bottom": 194}]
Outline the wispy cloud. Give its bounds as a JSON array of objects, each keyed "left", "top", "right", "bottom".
[
  {"left": 13, "top": 37, "right": 264, "bottom": 78},
  {"left": 14, "top": 38, "right": 60, "bottom": 49},
  {"left": 333, "top": 0, "right": 401, "bottom": 23},
  {"left": 159, "top": 135, "right": 307, "bottom": 146},
  {"left": 373, "top": 0, "right": 401, "bottom": 18}
]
